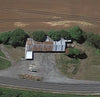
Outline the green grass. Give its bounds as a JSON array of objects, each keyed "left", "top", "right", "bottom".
[
  {"left": 56, "top": 53, "right": 80, "bottom": 77},
  {"left": 72, "top": 64, "right": 79, "bottom": 75},
  {"left": 0, "top": 48, "right": 11, "bottom": 70},
  {"left": 83, "top": 43, "right": 100, "bottom": 81},
  {"left": 56, "top": 41, "right": 100, "bottom": 81},
  {"left": 70, "top": 59, "right": 80, "bottom": 64},
  {"left": 0, "top": 58, "right": 11, "bottom": 70},
  {"left": 95, "top": 49, "right": 100, "bottom": 56},
  {"left": 0, "top": 48, "right": 6, "bottom": 58},
  {"left": 0, "top": 87, "right": 99, "bottom": 97},
  {"left": 4, "top": 45, "right": 25, "bottom": 62}
]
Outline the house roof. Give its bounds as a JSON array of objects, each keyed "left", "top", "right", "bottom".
[
  {"left": 26, "top": 38, "right": 53, "bottom": 51},
  {"left": 26, "top": 37, "right": 71, "bottom": 52}
]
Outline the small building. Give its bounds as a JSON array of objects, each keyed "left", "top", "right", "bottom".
[
  {"left": 25, "top": 36, "right": 71, "bottom": 59},
  {"left": 25, "top": 51, "right": 33, "bottom": 59}
]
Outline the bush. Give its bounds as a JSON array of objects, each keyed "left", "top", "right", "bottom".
[
  {"left": 78, "top": 53, "right": 87, "bottom": 59},
  {"left": 33, "top": 31, "right": 46, "bottom": 42},
  {"left": 47, "top": 29, "right": 70, "bottom": 41},
  {"left": 86, "top": 32, "right": 100, "bottom": 49},
  {"left": 96, "top": 49, "right": 100, "bottom": 55},
  {"left": 67, "top": 48, "right": 82, "bottom": 59},
  {"left": 47, "top": 30, "right": 61, "bottom": 41},
  {"left": 0, "top": 31, "right": 12, "bottom": 44},
  {"left": 0, "top": 29, "right": 29, "bottom": 47},
  {"left": 67, "top": 26, "right": 85, "bottom": 43},
  {"left": 59, "top": 29, "right": 70, "bottom": 39},
  {"left": 9, "top": 29, "right": 28, "bottom": 47}
]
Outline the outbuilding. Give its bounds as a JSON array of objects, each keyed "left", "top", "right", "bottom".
[{"left": 25, "top": 36, "right": 71, "bottom": 60}]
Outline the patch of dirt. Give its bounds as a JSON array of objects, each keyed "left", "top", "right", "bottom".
[
  {"left": 43, "top": 20, "right": 94, "bottom": 27},
  {"left": 14, "top": 22, "right": 30, "bottom": 27},
  {"left": 0, "top": 45, "right": 15, "bottom": 65},
  {"left": 1, "top": 45, "right": 25, "bottom": 63}
]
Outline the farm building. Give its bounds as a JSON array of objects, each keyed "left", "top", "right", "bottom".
[{"left": 25, "top": 36, "right": 71, "bottom": 59}]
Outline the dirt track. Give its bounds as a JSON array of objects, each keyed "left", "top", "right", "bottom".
[{"left": 0, "top": 0, "right": 100, "bottom": 33}]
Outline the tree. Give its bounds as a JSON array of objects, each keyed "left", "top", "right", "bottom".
[
  {"left": 67, "top": 26, "right": 84, "bottom": 42},
  {"left": 0, "top": 31, "right": 12, "bottom": 44},
  {"left": 9, "top": 28, "right": 28, "bottom": 47},
  {"left": 47, "top": 30, "right": 61, "bottom": 41},
  {"left": 59, "top": 29, "right": 70, "bottom": 39},
  {"left": 86, "top": 32, "right": 100, "bottom": 49},
  {"left": 33, "top": 31, "right": 46, "bottom": 42}
]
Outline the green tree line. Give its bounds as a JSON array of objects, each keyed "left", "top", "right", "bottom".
[
  {"left": 0, "top": 29, "right": 29, "bottom": 47},
  {"left": 0, "top": 26, "right": 100, "bottom": 49}
]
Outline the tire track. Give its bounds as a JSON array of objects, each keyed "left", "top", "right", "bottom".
[{"left": 0, "top": 56, "right": 9, "bottom": 61}]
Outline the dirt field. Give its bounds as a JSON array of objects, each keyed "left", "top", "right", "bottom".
[{"left": 0, "top": 0, "right": 100, "bottom": 34}]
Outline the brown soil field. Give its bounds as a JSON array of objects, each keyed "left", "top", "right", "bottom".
[{"left": 0, "top": 0, "right": 100, "bottom": 34}]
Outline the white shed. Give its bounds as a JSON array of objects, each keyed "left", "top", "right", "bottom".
[{"left": 25, "top": 51, "right": 33, "bottom": 59}]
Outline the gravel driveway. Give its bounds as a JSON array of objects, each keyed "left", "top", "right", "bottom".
[
  {"left": 0, "top": 52, "right": 100, "bottom": 84},
  {"left": 0, "top": 53, "right": 69, "bottom": 81}
]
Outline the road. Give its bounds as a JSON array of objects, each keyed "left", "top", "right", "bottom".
[
  {"left": 0, "top": 76, "right": 100, "bottom": 93},
  {"left": 0, "top": 51, "right": 100, "bottom": 93}
]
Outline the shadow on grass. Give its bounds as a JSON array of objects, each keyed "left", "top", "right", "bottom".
[{"left": 67, "top": 53, "right": 88, "bottom": 59}]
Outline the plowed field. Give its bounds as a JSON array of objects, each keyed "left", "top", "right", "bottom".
[{"left": 0, "top": 0, "right": 100, "bottom": 33}]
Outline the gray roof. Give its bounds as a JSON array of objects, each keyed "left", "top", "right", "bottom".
[{"left": 25, "top": 37, "right": 71, "bottom": 52}]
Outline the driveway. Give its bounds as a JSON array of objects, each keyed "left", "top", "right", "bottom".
[
  {"left": 0, "top": 52, "right": 100, "bottom": 84},
  {"left": 0, "top": 53, "right": 70, "bottom": 82}
]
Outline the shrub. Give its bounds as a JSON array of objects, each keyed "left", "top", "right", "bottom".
[
  {"left": 9, "top": 28, "right": 28, "bottom": 47},
  {"left": 67, "top": 26, "right": 85, "bottom": 43},
  {"left": 47, "top": 30, "right": 61, "bottom": 41},
  {"left": 67, "top": 48, "right": 82, "bottom": 59},
  {"left": 59, "top": 29, "right": 70, "bottom": 39},
  {"left": 33, "top": 31, "right": 46, "bottom": 42},
  {"left": 96, "top": 49, "right": 100, "bottom": 55},
  {"left": 47, "top": 29, "right": 70, "bottom": 41},
  {"left": 0, "top": 31, "right": 12, "bottom": 44},
  {"left": 86, "top": 32, "right": 100, "bottom": 49}
]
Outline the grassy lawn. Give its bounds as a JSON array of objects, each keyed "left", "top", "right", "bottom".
[
  {"left": 82, "top": 42, "right": 100, "bottom": 81},
  {"left": 56, "top": 53, "right": 80, "bottom": 78},
  {"left": 4, "top": 45, "right": 25, "bottom": 62},
  {"left": 0, "top": 58, "right": 11, "bottom": 70},
  {"left": 0, "top": 48, "right": 6, "bottom": 58},
  {"left": 0, "top": 87, "right": 99, "bottom": 97},
  {"left": 0, "top": 47, "right": 11, "bottom": 70},
  {"left": 56, "top": 42, "right": 100, "bottom": 81}
]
